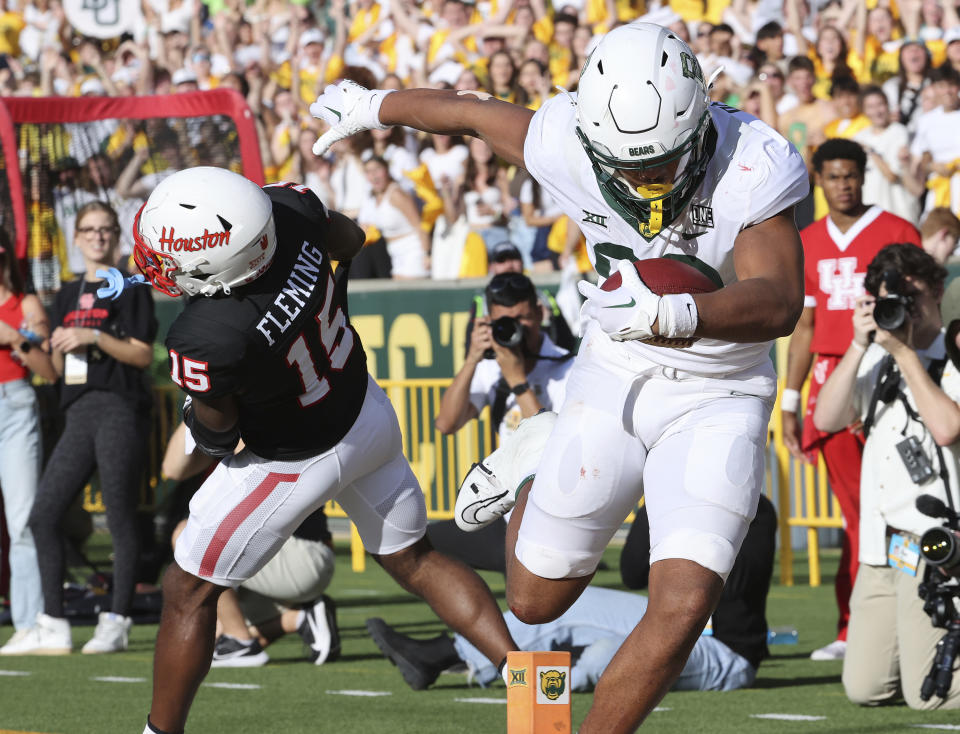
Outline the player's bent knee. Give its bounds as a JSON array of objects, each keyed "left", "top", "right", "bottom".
[
  {"left": 162, "top": 563, "right": 223, "bottom": 614},
  {"left": 514, "top": 535, "right": 598, "bottom": 580},
  {"left": 507, "top": 595, "right": 563, "bottom": 625}
]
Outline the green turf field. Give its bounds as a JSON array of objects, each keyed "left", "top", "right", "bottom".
[{"left": 1, "top": 539, "right": 959, "bottom": 733}]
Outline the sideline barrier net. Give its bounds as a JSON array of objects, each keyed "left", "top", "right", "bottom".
[{"left": 3, "top": 91, "right": 262, "bottom": 299}]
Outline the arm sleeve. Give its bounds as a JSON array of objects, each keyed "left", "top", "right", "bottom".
[
  {"left": 265, "top": 182, "right": 332, "bottom": 228},
  {"left": 166, "top": 317, "right": 248, "bottom": 400},
  {"left": 523, "top": 97, "right": 581, "bottom": 214},
  {"left": 740, "top": 137, "right": 810, "bottom": 229}
]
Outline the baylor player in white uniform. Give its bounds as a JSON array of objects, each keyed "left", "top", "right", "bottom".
[
  {"left": 312, "top": 22, "right": 807, "bottom": 733},
  {"left": 526, "top": 94, "right": 808, "bottom": 373}
]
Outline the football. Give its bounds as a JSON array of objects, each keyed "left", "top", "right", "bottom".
[{"left": 600, "top": 257, "right": 720, "bottom": 348}]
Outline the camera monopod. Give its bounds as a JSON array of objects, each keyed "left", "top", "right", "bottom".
[{"left": 916, "top": 494, "right": 960, "bottom": 701}]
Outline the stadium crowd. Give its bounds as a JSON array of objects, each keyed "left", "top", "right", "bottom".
[{"left": 1, "top": 0, "right": 960, "bottom": 284}]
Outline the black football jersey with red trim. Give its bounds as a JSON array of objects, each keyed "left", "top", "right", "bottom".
[{"left": 166, "top": 183, "right": 368, "bottom": 460}]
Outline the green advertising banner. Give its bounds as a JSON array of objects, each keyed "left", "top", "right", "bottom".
[{"left": 154, "top": 274, "right": 565, "bottom": 382}]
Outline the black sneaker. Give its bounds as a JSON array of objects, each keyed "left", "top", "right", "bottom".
[
  {"left": 210, "top": 635, "right": 269, "bottom": 668},
  {"left": 365, "top": 617, "right": 442, "bottom": 691},
  {"left": 298, "top": 595, "right": 341, "bottom": 665}
]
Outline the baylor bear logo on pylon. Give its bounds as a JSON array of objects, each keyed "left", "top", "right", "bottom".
[{"left": 539, "top": 669, "right": 566, "bottom": 700}]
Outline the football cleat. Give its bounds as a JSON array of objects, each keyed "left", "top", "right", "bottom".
[
  {"left": 456, "top": 459, "right": 514, "bottom": 532},
  {"left": 210, "top": 635, "right": 269, "bottom": 668},
  {"left": 455, "top": 410, "right": 558, "bottom": 532},
  {"left": 298, "top": 595, "right": 341, "bottom": 665},
  {"left": 365, "top": 617, "right": 446, "bottom": 691}
]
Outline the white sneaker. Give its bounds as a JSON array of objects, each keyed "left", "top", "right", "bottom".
[
  {"left": 2, "top": 614, "right": 73, "bottom": 655},
  {"left": 0, "top": 628, "right": 39, "bottom": 655},
  {"left": 810, "top": 639, "right": 846, "bottom": 661},
  {"left": 455, "top": 410, "right": 557, "bottom": 532},
  {"left": 82, "top": 612, "right": 132, "bottom": 654}
]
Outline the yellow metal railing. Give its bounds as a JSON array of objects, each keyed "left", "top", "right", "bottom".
[
  {"left": 770, "top": 338, "right": 844, "bottom": 587},
  {"left": 324, "top": 378, "right": 498, "bottom": 571},
  {"left": 84, "top": 348, "right": 847, "bottom": 582}
]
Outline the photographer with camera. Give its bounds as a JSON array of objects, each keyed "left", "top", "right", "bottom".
[
  {"left": 814, "top": 243, "right": 960, "bottom": 709},
  {"left": 430, "top": 272, "right": 572, "bottom": 572},
  {"left": 782, "top": 138, "right": 921, "bottom": 662},
  {"left": 436, "top": 271, "right": 572, "bottom": 443},
  {"left": 462, "top": 242, "right": 577, "bottom": 356}
]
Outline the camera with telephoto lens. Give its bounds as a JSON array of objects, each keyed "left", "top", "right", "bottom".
[
  {"left": 873, "top": 269, "right": 915, "bottom": 331},
  {"left": 483, "top": 316, "right": 525, "bottom": 358},
  {"left": 921, "top": 526, "right": 960, "bottom": 571},
  {"left": 916, "top": 494, "right": 960, "bottom": 701}
]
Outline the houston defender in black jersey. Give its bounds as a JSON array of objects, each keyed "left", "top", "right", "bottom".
[
  {"left": 133, "top": 168, "right": 516, "bottom": 734},
  {"left": 165, "top": 182, "right": 368, "bottom": 459}
]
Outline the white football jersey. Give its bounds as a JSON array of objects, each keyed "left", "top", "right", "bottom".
[{"left": 524, "top": 95, "right": 809, "bottom": 374}]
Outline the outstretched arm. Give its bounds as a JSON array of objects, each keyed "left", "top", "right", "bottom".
[
  {"left": 378, "top": 91, "right": 531, "bottom": 167},
  {"left": 313, "top": 83, "right": 533, "bottom": 168}
]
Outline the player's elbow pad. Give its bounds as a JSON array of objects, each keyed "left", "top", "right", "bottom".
[{"left": 183, "top": 400, "right": 240, "bottom": 458}]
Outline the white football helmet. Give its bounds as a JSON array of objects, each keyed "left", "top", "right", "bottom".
[
  {"left": 575, "top": 22, "right": 714, "bottom": 240},
  {"left": 134, "top": 167, "right": 277, "bottom": 297}
]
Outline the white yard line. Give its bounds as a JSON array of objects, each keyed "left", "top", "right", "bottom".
[
  {"left": 325, "top": 689, "right": 392, "bottom": 697},
  {"left": 203, "top": 682, "right": 261, "bottom": 690},
  {"left": 92, "top": 676, "right": 146, "bottom": 683},
  {"left": 0, "top": 670, "right": 30, "bottom": 676},
  {"left": 751, "top": 714, "right": 827, "bottom": 722},
  {"left": 911, "top": 725, "right": 960, "bottom": 731}
]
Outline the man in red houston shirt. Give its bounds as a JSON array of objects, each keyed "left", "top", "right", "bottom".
[{"left": 782, "top": 138, "right": 921, "bottom": 662}]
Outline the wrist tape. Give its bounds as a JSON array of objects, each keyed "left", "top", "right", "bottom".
[
  {"left": 780, "top": 388, "right": 801, "bottom": 413},
  {"left": 363, "top": 88, "right": 395, "bottom": 130},
  {"left": 657, "top": 293, "right": 698, "bottom": 339}
]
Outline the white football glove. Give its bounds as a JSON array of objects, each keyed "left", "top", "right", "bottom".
[
  {"left": 577, "top": 260, "right": 661, "bottom": 341},
  {"left": 310, "top": 81, "right": 395, "bottom": 156}
]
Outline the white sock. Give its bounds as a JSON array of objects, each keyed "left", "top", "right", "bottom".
[{"left": 294, "top": 610, "right": 306, "bottom": 629}]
